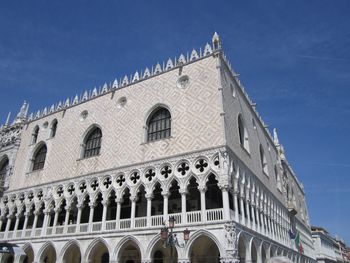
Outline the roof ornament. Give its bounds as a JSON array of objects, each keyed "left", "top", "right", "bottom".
[
  {"left": 101, "top": 83, "right": 109, "bottom": 94},
  {"left": 122, "top": 76, "right": 129, "bottom": 86},
  {"left": 91, "top": 88, "right": 98, "bottom": 98},
  {"left": 178, "top": 54, "right": 186, "bottom": 65},
  {"left": 273, "top": 128, "right": 280, "bottom": 146},
  {"left": 35, "top": 110, "right": 41, "bottom": 119},
  {"left": 5, "top": 112, "right": 11, "bottom": 126},
  {"left": 72, "top": 95, "right": 79, "bottom": 105},
  {"left": 56, "top": 101, "right": 62, "bottom": 111},
  {"left": 42, "top": 107, "right": 48, "bottom": 116},
  {"left": 154, "top": 63, "right": 162, "bottom": 74},
  {"left": 165, "top": 58, "right": 174, "bottom": 70},
  {"left": 212, "top": 32, "right": 221, "bottom": 50},
  {"left": 112, "top": 79, "right": 118, "bottom": 89},
  {"left": 132, "top": 71, "right": 140, "bottom": 82},
  {"left": 81, "top": 91, "right": 89, "bottom": 101},
  {"left": 15, "top": 101, "right": 29, "bottom": 123},
  {"left": 190, "top": 49, "right": 199, "bottom": 61},
  {"left": 64, "top": 98, "right": 70, "bottom": 107},
  {"left": 203, "top": 43, "right": 212, "bottom": 56},
  {"left": 143, "top": 67, "right": 151, "bottom": 78}
]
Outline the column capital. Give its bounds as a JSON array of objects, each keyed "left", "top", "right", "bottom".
[
  {"left": 129, "top": 195, "right": 138, "bottom": 202},
  {"left": 145, "top": 193, "right": 153, "bottom": 200},
  {"left": 161, "top": 191, "right": 170, "bottom": 197},
  {"left": 198, "top": 185, "right": 207, "bottom": 193},
  {"left": 101, "top": 200, "right": 109, "bottom": 207},
  {"left": 179, "top": 188, "right": 188, "bottom": 195}
]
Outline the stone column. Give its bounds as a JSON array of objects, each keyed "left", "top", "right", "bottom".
[
  {"left": 245, "top": 199, "right": 251, "bottom": 229},
  {"left": 52, "top": 208, "right": 60, "bottom": 233},
  {"left": 130, "top": 196, "right": 137, "bottom": 228},
  {"left": 221, "top": 186, "right": 231, "bottom": 220},
  {"left": 88, "top": 202, "right": 95, "bottom": 232},
  {"left": 42, "top": 210, "right": 50, "bottom": 236},
  {"left": 251, "top": 203, "right": 256, "bottom": 231},
  {"left": 146, "top": 194, "right": 152, "bottom": 227},
  {"left": 233, "top": 191, "right": 239, "bottom": 222},
  {"left": 76, "top": 204, "right": 82, "bottom": 233},
  {"left": 199, "top": 186, "right": 207, "bottom": 222},
  {"left": 239, "top": 194, "right": 245, "bottom": 225},
  {"left": 21, "top": 212, "right": 29, "bottom": 237},
  {"left": 162, "top": 191, "right": 169, "bottom": 222},
  {"left": 180, "top": 190, "right": 187, "bottom": 224},
  {"left": 31, "top": 211, "right": 39, "bottom": 236},
  {"left": 116, "top": 197, "right": 122, "bottom": 230},
  {"left": 101, "top": 200, "right": 109, "bottom": 230},
  {"left": 5, "top": 215, "right": 12, "bottom": 235},
  {"left": 13, "top": 213, "right": 20, "bottom": 232},
  {"left": 64, "top": 205, "right": 71, "bottom": 233}
]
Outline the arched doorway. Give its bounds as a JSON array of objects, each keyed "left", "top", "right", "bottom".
[
  {"left": 238, "top": 234, "right": 246, "bottom": 263},
  {"left": 118, "top": 240, "right": 141, "bottom": 263},
  {"left": 40, "top": 244, "right": 56, "bottom": 263},
  {"left": 88, "top": 241, "right": 109, "bottom": 263},
  {"left": 23, "top": 245, "right": 34, "bottom": 263},
  {"left": 151, "top": 239, "right": 178, "bottom": 263},
  {"left": 189, "top": 235, "right": 220, "bottom": 263},
  {"left": 62, "top": 243, "right": 81, "bottom": 263}
]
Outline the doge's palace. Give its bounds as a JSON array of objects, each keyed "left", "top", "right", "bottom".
[{"left": 0, "top": 33, "right": 316, "bottom": 263}]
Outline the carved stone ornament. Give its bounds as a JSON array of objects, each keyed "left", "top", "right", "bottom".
[
  {"left": 176, "top": 75, "right": 189, "bottom": 89},
  {"left": 0, "top": 127, "right": 21, "bottom": 148}
]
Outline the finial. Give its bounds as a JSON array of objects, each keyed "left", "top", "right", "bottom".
[
  {"left": 273, "top": 128, "right": 280, "bottom": 146},
  {"left": 15, "top": 101, "right": 29, "bottom": 123},
  {"left": 5, "top": 112, "right": 11, "bottom": 126},
  {"left": 212, "top": 32, "right": 221, "bottom": 50}
]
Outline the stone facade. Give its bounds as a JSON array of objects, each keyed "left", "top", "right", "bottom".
[{"left": 0, "top": 33, "right": 316, "bottom": 263}]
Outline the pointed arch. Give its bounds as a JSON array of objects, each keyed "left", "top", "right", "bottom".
[
  {"left": 0, "top": 155, "right": 9, "bottom": 183},
  {"left": 37, "top": 241, "right": 56, "bottom": 263},
  {"left": 238, "top": 114, "right": 250, "bottom": 152},
  {"left": 50, "top": 119, "right": 58, "bottom": 138},
  {"left": 31, "top": 125, "right": 39, "bottom": 144},
  {"left": 81, "top": 124, "right": 102, "bottom": 158},
  {"left": 31, "top": 142, "right": 47, "bottom": 171},
  {"left": 84, "top": 237, "right": 110, "bottom": 263},
  {"left": 113, "top": 235, "right": 144, "bottom": 262},
  {"left": 22, "top": 243, "right": 34, "bottom": 263},
  {"left": 184, "top": 229, "right": 224, "bottom": 259},
  {"left": 145, "top": 105, "right": 171, "bottom": 142},
  {"left": 58, "top": 239, "right": 83, "bottom": 263}
]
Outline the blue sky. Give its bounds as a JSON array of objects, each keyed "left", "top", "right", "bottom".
[{"left": 0, "top": 0, "right": 349, "bottom": 243}]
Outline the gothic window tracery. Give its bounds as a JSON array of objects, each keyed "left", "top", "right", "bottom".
[
  {"left": 238, "top": 115, "right": 250, "bottom": 152},
  {"left": 147, "top": 107, "right": 171, "bottom": 142},
  {"left": 50, "top": 119, "right": 58, "bottom": 138},
  {"left": 31, "top": 126, "right": 39, "bottom": 144},
  {"left": 260, "top": 145, "right": 269, "bottom": 176},
  {"left": 83, "top": 127, "right": 102, "bottom": 158},
  {"left": 32, "top": 144, "right": 47, "bottom": 171},
  {"left": 0, "top": 158, "right": 9, "bottom": 185}
]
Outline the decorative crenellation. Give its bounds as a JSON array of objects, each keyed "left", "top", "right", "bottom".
[{"left": 23, "top": 33, "right": 221, "bottom": 123}]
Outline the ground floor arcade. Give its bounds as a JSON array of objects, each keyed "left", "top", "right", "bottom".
[{"left": 0, "top": 223, "right": 314, "bottom": 263}]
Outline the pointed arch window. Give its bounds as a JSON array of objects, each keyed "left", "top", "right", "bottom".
[
  {"left": 260, "top": 145, "right": 268, "bottom": 176},
  {"left": 50, "top": 119, "right": 58, "bottom": 138},
  {"left": 31, "top": 126, "right": 39, "bottom": 144},
  {"left": 32, "top": 144, "right": 47, "bottom": 171},
  {"left": 238, "top": 115, "right": 250, "bottom": 152},
  {"left": 83, "top": 127, "right": 102, "bottom": 158},
  {"left": 147, "top": 108, "right": 171, "bottom": 142},
  {"left": 0, "top": 158, "right": 9, "bottom": 185}
]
